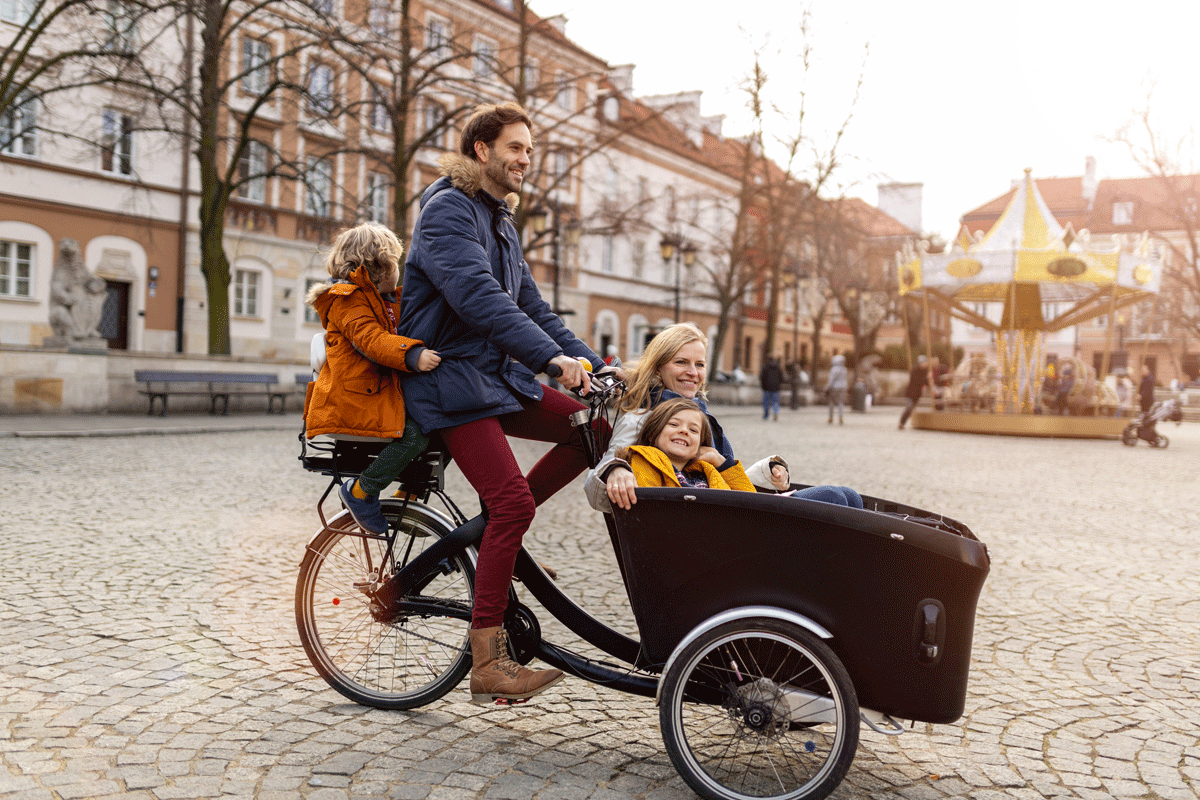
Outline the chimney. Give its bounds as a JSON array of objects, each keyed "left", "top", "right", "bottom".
[
  {"left": 608, "top": 64, "right": 635, "bottom": 96},
  {"left": 877, "top": 182, "right": 923, "bottom": 234},
  {"left": 1082, "top": 155, "right": 1098, "bottom": 210}
]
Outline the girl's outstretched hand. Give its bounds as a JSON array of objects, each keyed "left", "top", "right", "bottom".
[{"left": 418, "top": 349, "right": 441, "bottom": 372}]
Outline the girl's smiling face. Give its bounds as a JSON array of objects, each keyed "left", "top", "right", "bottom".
[{"left": 654, "top": 409, "right": 706, "bottom": 468}]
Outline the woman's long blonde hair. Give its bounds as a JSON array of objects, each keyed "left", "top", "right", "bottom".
[{"left": 618, "top": 322, "right": 708, "bottom": 413}]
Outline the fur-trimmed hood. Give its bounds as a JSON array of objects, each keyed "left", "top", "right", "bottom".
[{"left": 437, "top": 152, "right": 520, "bottom": 212}]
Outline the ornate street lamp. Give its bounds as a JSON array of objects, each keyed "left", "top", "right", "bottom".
[{"left": 660, "top": 234, "right": 697, "bottom": 323}]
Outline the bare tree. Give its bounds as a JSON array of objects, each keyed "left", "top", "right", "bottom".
[
  {"left": 1, "top": 0, "right": 162, "bottom": 152},
  {"left": 107, "top": 0, "right": 334, "bottom": 354},
  {"left": 1112, "top": 104, "right": 1200, "bottom": 346}
]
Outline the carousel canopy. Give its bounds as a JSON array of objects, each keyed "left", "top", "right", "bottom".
[{"left": 898, "top": 169, "right": 1163, "bottom": 332}]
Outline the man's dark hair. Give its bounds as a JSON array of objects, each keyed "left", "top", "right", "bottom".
[{"left": 460, "top": 102, "right": 534, "bottom": 159}]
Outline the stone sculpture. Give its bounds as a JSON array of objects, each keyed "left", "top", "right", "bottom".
[{"left": 45, "top": 238, "right": 108, "bottom": 349}]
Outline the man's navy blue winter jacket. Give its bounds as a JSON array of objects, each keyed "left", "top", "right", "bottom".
[{"left": 398, "top": 153, "right": 600, "bottom": 433}]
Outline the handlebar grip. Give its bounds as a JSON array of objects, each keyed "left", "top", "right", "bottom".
[{"left": 545, "top": 363, "right": 562, "bottom": 378}]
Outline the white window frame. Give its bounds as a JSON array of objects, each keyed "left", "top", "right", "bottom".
[
  {"left": 0, "top": 239, "right": 34, "bottom": 298},
  {"left": 421, "top": 100, "right": 445, "bottom": 148},
  {"left": 0, "top": 90, "right": 37, "bottom": 158},
  {"left": 103, "top": 0, "right": 137, "bottom": 53},
  {"left": 0, "top": 0, "right": 35, "bottom": 23},
  {"left": 233, "top": 268, "right": 260, "bottom": 317},
  {"left": 1112, "top": 201, "right": 1134, "bottom": 226},
  {"left": 631, "top": 239, "right": 644, "bottom": 279},
  {"left": 426, "top": 15, "right": 450, "bottom": 61},
  {"left": 555, "top": 71, "right": 574, "bottom": 111},
  {"left": 474, "top": 37, "right": 496, "bottom": 78},
  {"left": 306, "top": 156, "right": 332, "bottom": 217},
  {"left": 100, "top": 109, "right": 134, "bottom": 176},
  {"left": 523, "top": 58, "right": 539, "bottom": 92},
  {"left": 364, "top": 171, "right": 389, "bottom": 223},
  {"left": 304, "top": 278, "right": 321, "bottom": 324},
  {"left": 237, "top": 140, "right": 268, "bottom": 202},
  {"left": 367, "top": 0, "right": 390, "bottom": 35},
  {"left": 367, "top": 84, "right": 391, "bottom": 132},
  {"left": 307, "top": 63, "right": 335, "bottom": 116},
  {"left": 601, "top": 234, "right": 614, "bottom": 274},
  {"left": 241, "top": 37, "right": 271, "bottom": 95}
]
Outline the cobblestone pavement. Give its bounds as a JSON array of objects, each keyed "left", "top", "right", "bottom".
[{"left": 2, "top": 405, "right": 1197, "bottom": 800}]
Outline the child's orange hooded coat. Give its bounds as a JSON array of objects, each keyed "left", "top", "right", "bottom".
[
  {"left": 304, "top": 265, "right": 425, "bottom": 439},
  {"left": 625, "top": 445, "right": 755, "bottom": 492}
]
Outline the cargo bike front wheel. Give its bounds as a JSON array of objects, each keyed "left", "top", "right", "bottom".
[{"left": 659, "top": 617, "right": 859, "bottom": 800}]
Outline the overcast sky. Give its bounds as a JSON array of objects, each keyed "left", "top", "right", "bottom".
[{"left": 536, "top": 0, "right": 1198, "bottom": 240}]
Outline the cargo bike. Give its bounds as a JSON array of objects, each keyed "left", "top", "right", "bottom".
[{"left": 296, "top": 373, "right": 990, "bottom": 800}]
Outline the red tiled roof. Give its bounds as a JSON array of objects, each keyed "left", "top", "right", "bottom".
[
  {"left": 961, "top": 173, "right": 1200, "bottom": 235},
  {"left": 832, "top": 197, "right": 915, "bottom": 238}
]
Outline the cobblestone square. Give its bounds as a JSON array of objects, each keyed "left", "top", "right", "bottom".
[{"left": 2, "top": 405, "right": 1197, "bottom": 799}]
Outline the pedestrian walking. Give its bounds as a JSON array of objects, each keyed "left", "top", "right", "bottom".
[
  {"left": 825, "top": 354, "right": 848, "bottom": 424},
  {"left": 760, "top": 356, "right": 783, "bottom": 420},
  {"left": 898, "top": 355, "right": 927, "bottom": 429}
]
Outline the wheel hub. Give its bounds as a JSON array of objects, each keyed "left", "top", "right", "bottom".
[{"left": 724, "top": 678, "right": 789, "bottom": 739}]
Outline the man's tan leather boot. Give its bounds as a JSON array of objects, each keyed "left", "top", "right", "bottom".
[{"left": 469, "top": 626, "right": 564, "bottom": 704}]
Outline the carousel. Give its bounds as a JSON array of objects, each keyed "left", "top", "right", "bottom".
[{"left": 897, "top": 169, "right": 1164, "bottom": 438}]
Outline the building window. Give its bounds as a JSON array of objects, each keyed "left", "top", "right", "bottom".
[
  {"left": 552, "top": 150, "right": 570, "bottom": 183},
  {"left": 233, "top": 269, "right": 259, "bottom": 316},
  {"left": 421, "top": 100, "right": 445, "bottom": 148},
  {"left": 0, "top": 90, "right": 37, "bottom": 158},
  {"left": 426, "top": 16, "right": 449, "bottom": 60},
  {"left": 241, "top": 38, "right": 270, "bottom": 95},
  {"left": 555, "top": 71, "right": 574, "bottom": 111},
  {"left": 364, "top": 172, "right": 389, "bottom": 223},
  {"left": 0, "top": 240, "right": 33, "bottom": 298},
  {"left": 367, "top": 84, "right": 391, "bottom": 132},
  {"left": 474, "top": 37, "right": 496, "bottom": 78},
  {"left": 1112, "top": 201, "right": 1134, "bottom": 226},
  {"left": 100, "top": 109, "right": 133, "bottom": 176},
  {"left": 601, "top": 235, "right": 614, "bottom": 274},
  {"left": 304, "top": 278, "right": 321, "bottom": 323},
  {"left": 367, "top": 0, "right": 389, "bottom": 35},
  {"left": 237, "top": 140, "right": 268, "bottom": 202},
  {"left": 0, "top": 0, "right": 35, "bottom": 23},
  {"left": 307, "top": 63, "right": 335, "bottom": 116},
  {"left": 306, "top": 157, "right": 332, "bottom": 217},
  {"left": 103, "top": 0, "right": 137, "bottom": 53},
  {"left": 522, "top": 58, "right": 539, "bottom": 92},
  {"left": 631, "top": 239, "right": 644, "bottom": 279}
]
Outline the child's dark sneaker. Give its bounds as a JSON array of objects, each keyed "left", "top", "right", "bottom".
[{"left": 340, "top": 480, "right": 388, "bottom": 534}]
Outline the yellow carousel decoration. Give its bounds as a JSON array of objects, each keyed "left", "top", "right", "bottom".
[{"left": 897, "top": 169, "right": 1164, "bottom": 437}]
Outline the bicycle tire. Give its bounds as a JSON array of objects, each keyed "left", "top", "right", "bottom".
[
  {"left": 659, "top": 617, "right": 859, "bottom": 800},
  {"left": 296, "top": 501, "right": 474, "bottom": 709}
]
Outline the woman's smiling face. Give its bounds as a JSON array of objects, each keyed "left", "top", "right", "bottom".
[{"left": 658, "top": 340, "right": 706, "bottom": 398}]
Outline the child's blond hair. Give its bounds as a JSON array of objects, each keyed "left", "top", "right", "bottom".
[{"left": 324, "top": 222, "right": 402, "bottom": 287}]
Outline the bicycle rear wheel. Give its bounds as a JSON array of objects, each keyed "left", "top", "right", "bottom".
[{"left": 296, "top": 501, "right": 474, "bottom": 709}]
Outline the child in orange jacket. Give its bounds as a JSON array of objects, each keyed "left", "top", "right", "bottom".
[{"left": 304, "top": 222, "right": 440, "bottom": 534}]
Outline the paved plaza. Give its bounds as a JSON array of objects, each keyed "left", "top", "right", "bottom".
[{"left": 2, "top": 403, "right": 1198, "bottom": 800}]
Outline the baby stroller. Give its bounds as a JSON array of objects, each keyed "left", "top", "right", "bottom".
[{"left": 1122, "top": 398, "right": 1183, "bottom": 448}]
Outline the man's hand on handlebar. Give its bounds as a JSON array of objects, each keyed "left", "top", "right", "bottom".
[
  {"left": 605, "top": 466, "right": 638, "bottom": 510},
  {"left": 548, "top": 354, "right": 591, "bottom": 395}
]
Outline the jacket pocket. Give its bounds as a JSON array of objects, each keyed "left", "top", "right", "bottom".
[
  {"left": 433, "top": 358, "right": 502, "bottom": 413},
  {"left": 343, "top": 375, "right": 382, "bottom": 395}
]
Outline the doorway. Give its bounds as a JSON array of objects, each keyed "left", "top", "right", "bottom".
[{"left": 99, "top": 280, "right": 130, "bottom": 349}]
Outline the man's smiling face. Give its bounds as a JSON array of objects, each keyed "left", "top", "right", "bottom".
[{"left": 476, "top": 122, "right": 532, "bottom": 198}]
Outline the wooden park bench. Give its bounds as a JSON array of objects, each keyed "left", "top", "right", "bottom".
[{"left": 134, "top": 370, "right": 289, "bottom": 416}]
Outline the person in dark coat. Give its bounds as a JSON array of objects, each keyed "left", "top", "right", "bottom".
[
  {"left": 898, "top": 355, "right": 927, "bottom": 429},
  {"left": 1138, "top": 364, "right": 1156, "bottom": 414},
  {"left": 399, "top": 102, "right": 606, "bottom": 705},
  {"left": 760, "top": 357, "right": 783, "bottom": 420}
]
